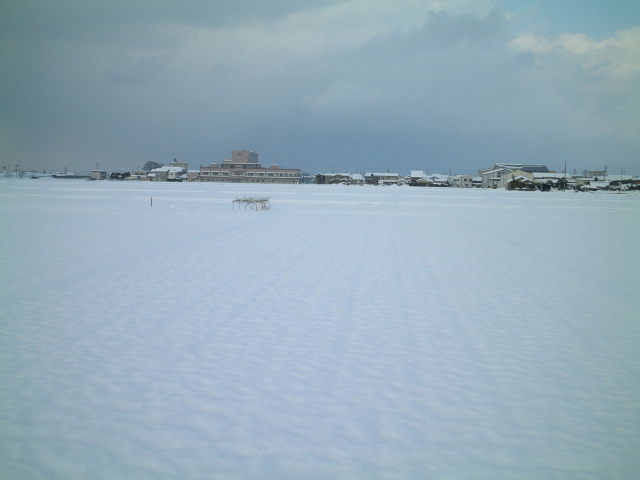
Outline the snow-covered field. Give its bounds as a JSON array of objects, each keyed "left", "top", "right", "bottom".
[{"left": 1, "top": 179, "right": 639, "bottom": 479}]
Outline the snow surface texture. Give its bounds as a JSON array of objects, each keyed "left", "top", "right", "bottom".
[{"left": 1, "top": 179, "right": 639, "bottom": 479}]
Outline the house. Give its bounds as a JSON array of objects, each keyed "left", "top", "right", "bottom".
[
  {"left": 350, "top": 174, "right": 365, "bottom": 185},
  {"left": 146, "top": 160, "right": 189, "bottom": 182},
  {"left": 189, "top": 150, "right": 301, "bottom": 184},
  {"left": 450, "top": 175, "right": 473, "bottom": 188},
  {"left": 409, "top": 170, "right": 427, "bottom": 186},
  {"left": 580, "top": 181, "right": 609, "bottom": 191},
  {"left": 506, "top": 175, "right": 536, "bottom": 191},
  {"left": 126, "top": 171, "right": 148, "bottom": 181},
  {"left": 407, "top": 171, "right": 450, "bottom": 187},
  {"left": 148, "top": 165, "right": 187, "bottom": 181},
  {"left": 109, "top": 172, "right": 131, "bottom": 180},
  {"left": 531, "top": 172, "right": 575, "bottom": 190},
  {"left": 315, "top": 173, "right": 364, "bottom": 185},
  {"left": 479, "top": 164, "right": 552, "bottom": 188},
  {"left": 365, "top": 173, "right": 402, "bottom": 185},
  {"left": 89, "top": 170, "right": 107, "bottom": 180},
  {"left": 426, "top": 174, "right": 450, "bottom": 187}
]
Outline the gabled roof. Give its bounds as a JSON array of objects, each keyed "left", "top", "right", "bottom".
[
  {"left": 494, "top": 163, "right": 550, "bottom": 173},
  {"left": 481, "top": 168, "right": 509, "bottom": 175},
  {"left": 427, "top": 174, "right": 449, "bottom": 182}
]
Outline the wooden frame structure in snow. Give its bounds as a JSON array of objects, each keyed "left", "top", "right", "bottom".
[{"left": 232, "top": 197, "right": 271, "bottom": 210}]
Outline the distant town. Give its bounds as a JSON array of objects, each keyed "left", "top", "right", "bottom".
[{"left": 3, "top": 149, "right": 639, "bottom": 192}]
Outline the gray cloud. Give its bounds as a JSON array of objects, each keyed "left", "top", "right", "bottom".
[{"left": 1, "top": 1, "right": 638, "bottom": 174}]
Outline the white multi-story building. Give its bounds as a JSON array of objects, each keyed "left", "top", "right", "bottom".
[{"left": 189, "top": 150, "right": 301, "bottom": 184}]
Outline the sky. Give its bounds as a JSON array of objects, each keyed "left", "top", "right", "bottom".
[{"left": 1, "top": 0, "right": 639, "bottom": 175}]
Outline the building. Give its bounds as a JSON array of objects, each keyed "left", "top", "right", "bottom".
[
  {"left": 450, "top": 175, "right": 473, "bottom": 188},
  {"left": 145, "top": 160, "right": 189, "bottom": 182},
  {"left": 315, "top": 173, "right": 364, "bottom": 185},
  {"left": 89, "top": 170, "right": 107, "bottom": 180},
  {"left": 365, "top": 172, "right": 403, "bottom": 185},
  {"left": 168, "top": 159, "right": 188, "bottom": 171},
  {"left": 407, "top": 171, "right": 451, "bottom": 187},
  {"left": 425, "top": 174, "right": 450, "bottom": 187},
  {"left": 479, "top": 164, "right": 552, "bottom": 188},
  {"left": 189, "top": 150, "right": 301, "bottom": 184},
  {"left": 531, "top": 172, "right": 575, "bottom": 190},
  {"left": 409, "top": 170, "right": 427, "bottom": 186}
]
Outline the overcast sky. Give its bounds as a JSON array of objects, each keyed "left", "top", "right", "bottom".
[{"left": 2, "top": 0, "right": 639, "bottom": 174}]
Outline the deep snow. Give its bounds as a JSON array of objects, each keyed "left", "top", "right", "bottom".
[{"left": 1, "top": 179, "right": 639, "bottom": 479}]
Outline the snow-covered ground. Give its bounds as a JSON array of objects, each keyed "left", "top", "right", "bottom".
[{"left": 1, "top": 179, "right": 639, "bottom": 479}]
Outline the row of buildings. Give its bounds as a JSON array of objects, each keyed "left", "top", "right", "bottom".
[
  {"left": 316, "top": 164, "right": 638, "bottom": 191},
  {"left": 117, "top": 151, "right": 302, "bottom": 183},
  {"left": 315, "top": 171, "right": 477, "bottom": 187},
  {"left": 477, "top": 164, "right": 638, "bottom": 191},
  {"left": 38, "top": 153, "right": 637, "bottom": 191}
]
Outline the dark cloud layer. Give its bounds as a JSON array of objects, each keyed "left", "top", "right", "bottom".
[{"left": 1, "top": 1, "right": 638, "bottom": 174}]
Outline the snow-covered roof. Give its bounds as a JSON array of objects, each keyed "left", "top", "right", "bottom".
[
  {"left": 427, "top": 174, "right": 449, "bottom": 182},
  {"left": 150, "top": 166, "right": 185, "bottom": 173},
  {"left": 605, "top": 175, "right": 637, "bottom": 181},
  {"left": 532, "top": 172, "right": 569, "bottom": 179},
  {"left": 410, "top": 170, "right": 426, "bottom": 178},
  {"left": 481, "top": 168, "right": 508, "bottom": 175},
  {"left": 494, "top": 163, "right": 550, "bottom": 173},
  {"left": 318, "top": 173, "right": 363, "bottom": 180}
]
